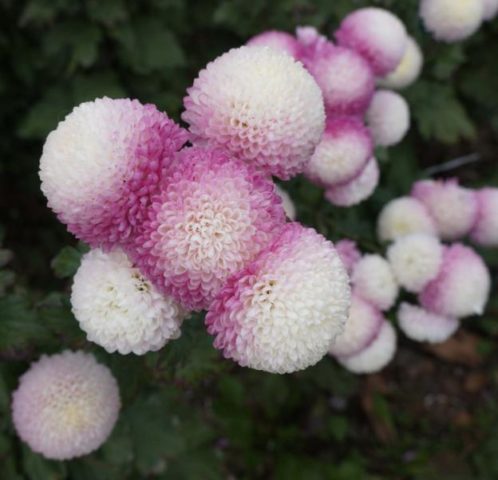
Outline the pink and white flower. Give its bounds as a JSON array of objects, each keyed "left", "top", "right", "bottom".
[
  {"left": 335, "top": 239, "right": 361, "bottom": 275},
  {"left": 247, "top": 30, "right": 301, "bottom": 58},
  {"left": 471, "top": 188, "right": 498, "bottom": 247}
]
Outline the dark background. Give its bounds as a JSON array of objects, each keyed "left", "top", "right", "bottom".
[{"left": 1, "top": 0, "right": 498, "bottom": 478}]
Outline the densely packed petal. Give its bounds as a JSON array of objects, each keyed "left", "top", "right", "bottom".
[
  {"left": 206, "top": 223, "right": 351, "bottom": 374},
  {"left": 471, "top": 188, "right": 498, "bottom": 247},
  {"left": 71, "top": 248, "right": 187, "bottom": 355},
  {"left": 182, "top": 46, "right": 325, "bottom": 179},
  {"left": 129, "top": 146, "right": 286, "bottom": 311},
  {"left": 12, "top": 351, "right": 120, "bottom": 460},
  {"left": 39, "top": 98, "right": 187, "bottom": 248}
]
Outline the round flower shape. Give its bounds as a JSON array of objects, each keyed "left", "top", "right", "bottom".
[
  {"left": 397, "top": 303, "right": 459, "bottom": 344},
  {"left": 305, "top": 42, "right": 375, "bottom": 115},
  {"left": 352, "top": 254, "right": 399, "bottom": 311},
  {"left": 182, "top": 46, "right": 325, "bottom": 180},
  {"left": 377, "top": 197, "right": 437, "bottom": 242},
  {"left": 335, "top": 8, "right": 408, "bottom": 76},
  {"left": 12, "top": 351, "right": 120, "bottom": 460},
  {"left": 206, "top": 223, "right": 351, "bottom": 374},
  {"left": 411, "top": 179, "right": 478, "bottom": 240},
  {"left": 338, "top": 321, "right": 396, "bottom": 374},
  {"left": 71, "top": 248, "right": 187, "bottom": 355},
  {"left": 483, "top": 0, "right": 498, "bottom": 21},
  {"left": 335, "top": 239, "right": 361, "bottom": 275},
  {"left": 130, "top": 146, "right": 286, "bottom": 311},
  {"left": 247, "top": 31, "right": 301, "bottom": 58},
  {"left": 471, "top": 188, "right": 498, "bottom": 247},
  {"left": 379, "top": 36, "right": 423, "bottom": 90},
  {"left": 275, "top": 185, "right": 296, "bottom": 220},
  {"left": 306, "top": 116, "right": 373, "bottom": 187},
  {"left": 325, "top": 156, "right": 380, "bottom": 207},
  {"left": 419, "top": 0, "right": 483, "bottom": 42},
  {"left": 419, "top": 244, "right": 491, "bottom": 319},
  {"left": 329, "top": 293, "right": 384, "bottom": 358},
  {"left": 39, "top": 97, "right": 188, "bottom": 249},
  {"left": 366, "top": 90, "right": 410, "bottom": 147},
  {"left": 387, "top": 233, "right": 444, "bottom": 293}
]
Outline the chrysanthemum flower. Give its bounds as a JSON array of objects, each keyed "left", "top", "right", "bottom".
[
  {"left": 379, "top": 36, "right": 423, "bottom": 90},
  {"left": 377, "top": 197, "right": 437, "bottom": 242},
  {"left": 182, "top": 46, "right": 325, "bottom": 179},
  {"left": 471, "top": 188, "right": 498, "bottom": 247},
  {"left": 275, "top": 185, "right": 297, "bottom": 220},
  {"left": 39, "top": 98, "right": 187, "bottom": 248},
  {"left": 419, "top": 244, "right": 491, "bottom": 318},
  {"left": 12, "top": 351, "right": 120, "bottom": 460},
  {"left": 335, "top": 239, "right": 361, "bottom": 274},
  {"left": 352, "top": 254, "right": 399, "bottom": 311},
  {"left": 419, "top": 0, "right": 483, "bottom": 43},
  {"left": 71, "top": 248, "right": 187, "bottom": 355},
  {"left": 335, "top": 8, "right": 407, "bottom": 76},
  {"left": 387, "top": 233, "right": 444, "bottom": 293},
  {"left": 306, "top": 116, "right": 373, "bottom": 187},
  {"left": 206, "top": 223, "right": 351, "bottom": 374},
  {"left": 411, "top": 179, "right": 478, "bottom": 240},
  {"left": 247, "top": 31, "right": 301, "bottom": 58},
  {"left": 304, "top": 42, "right": 375, "bottom": 115},
  {"left": 329, "top": 293, "right": 383, "bottom": 358},
  {"left": 366, "top": 90, "right": 410, "bottom": 147},
  {"left": 338, "top": 321, "right": 396, "bottom": 374},
  {"left": 129, "top": 146, "right": 286, "bottom": 311},
  {"left": 483, "top": 0, "right": 498, "bottom": 21},
  {"left": 325, "top": 156, "right": 379, "bottom": 207},
  {"left": 397, "top": 303, "right": 459, "bottom": 344}
]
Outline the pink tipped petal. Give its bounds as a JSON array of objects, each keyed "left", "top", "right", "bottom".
[
  {"left": 247, "top": 31, "right": 301, "bottom": 58},
  {"left": 335, "top": 239, "right": 361, "bottom": 275},
  {"left": 471, "top": 188, "right": 498, "bottom": 247}
]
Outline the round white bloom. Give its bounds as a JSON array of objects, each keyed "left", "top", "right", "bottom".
[
  {"left": 377, "top": 197, "right": 437, "bottom": 242},
  {"left": 338, "top": 321, "right": 397, "bottom": 374},
  {"left": 71, "top": 248, "right": 187, "bottom": 355},
  {"left": 275, "top": 185, "right": 297, "bottom": 220},
  {"left": 419, "top": 0, "right": 483, "bottom": 43},
  {"left": 12, "top": 351, "right": 120, "bottom": 460},
  {"left": 379, "top": 37, "right": 423, "bottom": 90},
  {"left": 387, "top": 233, "right": 444, "bottom": 293},
  {"left": 183, "top": 46, "right": 325, "bottom": 180},
  {"left": 397, "top": 303, "right": 459, "bottom": 344},
  {"left": 329, "top": 293, "right": 383, "bottom": 358},
  {"left": 483, "top": 0, "right": 498, "bottom": 20},
  {"left": 366, "top": 90, "right": 410, "bottom": 147},
  {"left": 352, "top": 254, "right": 399, "bottom": 311}
]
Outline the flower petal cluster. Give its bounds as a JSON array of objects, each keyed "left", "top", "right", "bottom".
[{"left": 471, "top": 188, "right": 498, "bottom": 247}]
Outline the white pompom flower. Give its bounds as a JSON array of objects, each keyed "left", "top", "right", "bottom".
[
  {"left": 12, "top": 351, "right": 120, "bottom": 460},
  {"left": 71, "top": 248, "right": 187, "bottom": 355},
  {"left": 338, "top": 321, "right": 397, "bottom": 374},
  {"left": 387, "top": 233, "right": 444, "bottom": 293},
  {"left": 419, "top": 0, "right": 483, "bottom": 43},
  {"left": 366, "top": 90, "right": 410, "bottom": 147},
  {"left": 352, "top": 254, "right": 399, "bottom": 311},
  {"left": 397, "top": 303, "right": 459, "bottom": 344}
]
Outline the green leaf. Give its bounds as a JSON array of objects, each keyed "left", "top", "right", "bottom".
[
  {"left": 51, "top": 244, "right": 87, "bottom": 279},
  {"left": 22, "top": 446, "right": 66, "bottom": 480}
]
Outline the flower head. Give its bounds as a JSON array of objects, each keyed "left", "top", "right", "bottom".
[
  {"left": 419, "top": 244, "right": 491, "bottom": 318},
  {"left": 71, "top": 248, "right": 187, "bottom": 355},
  {"left": 182, "top": 46, "right": 325, "bottom": 179},
  {"left": 352, "top": 254, "right": 399, "bottom": 311},
  {"left": 335, "top": 239, "right": 361, "bottom": 275},
  {"left": 483, "top": 0, "right": 498, "bottom": 21},
  {"left": 275, "top": 185, "right": 297, "bottom": 220},
  {"left": 129, "top": 146, "right": 286, "bottom": 311},
  {"left": 325, "top": 156, "right": 379, "bottom": 207},
  {"left": 387, "top": 233, "right": 444, "bottom": 293},
  {"left": 366, "top": 90, "right": 410, "bottom": 147},
  {"left": 206, "top": 223, "right": 351, "bottom": 374},
  {"left": 306, "top": 116, "right": 373, "bottom": 187},
  {"left": 471, "top": 188, "right": 498, "bottom": 247},
  {"left": 379, "top": 36, "right": 423, "bottom": 90},
  {"left": 329, "top": 293, "right": 383, "bottom": 358},
  {"left": 247, "top": 31, "right": 301, "bottom": 58},
  {"left": 377, "top": 197, "right": 436, "bottom": 242},
  {"left": 39, "top": 98, "right": 187, "bottom": 248},
  {"left": 419, "top": 0, "right": 483, "bottom": 42},
  {"left": 12, "top": 351, "right": 120, "bottom": 460},
  {"left": 338, "top": 321, "right": 396, "bottom": 374},
  {"left": 411, "top": 179, "right": 478, "bottom": 240},
  {"left": 397, "top": 303, "right": 459, "bottom": 344},
  {"left": 335, "top": 8, "right": 407, "bottom": 76}
]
